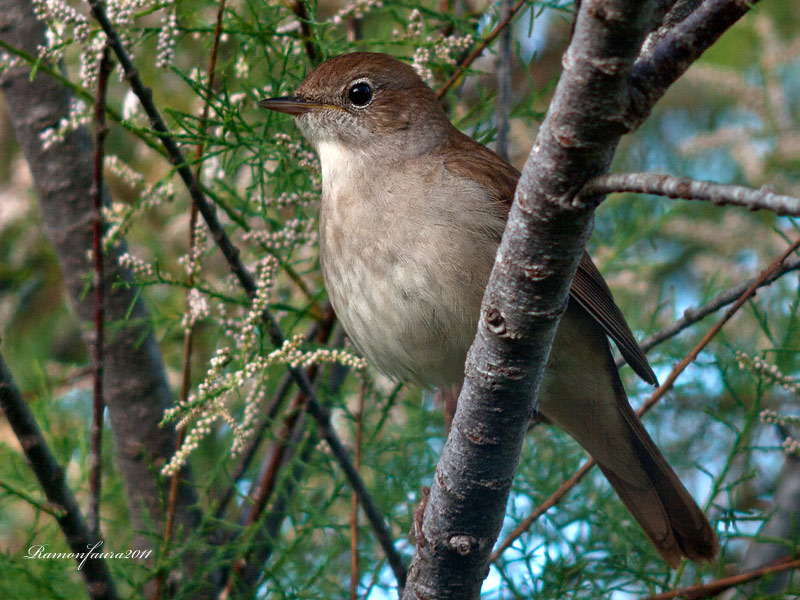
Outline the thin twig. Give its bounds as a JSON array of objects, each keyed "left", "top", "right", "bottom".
[
  {"left": 86, "top": 0, "right": 405, "bottom": 587},
  {"left": 350, "top": 380, "right": 366, "bottom": 600},
  {"left": 436, "top": 0, "right": 529, "bottom": 99},
  {"left": 89, "top": 45, "right": 112, "bottom": 543},
  {"left": 220, "top": 308, "right": 338, "bottom": 596},
  {"left": 632, "top": 255, "right": 800, "bottom": 359},
  {"left": 0, "top": 353, "right": 119, "bottom": 600},
  {"left": 494, "top": 0, "right": 513, "bottom": 161},
  {"left": 645, "top": 557, "right": 800, "bottom": 600},
  {"left": 152, "top": 1, "right": 228, "bottom": 597},
  {"left": 491, "top": 236, "right": 800, "bottom": 561},
  {"left": 583, "top": 172, "right": 800, "bottom": 216}
]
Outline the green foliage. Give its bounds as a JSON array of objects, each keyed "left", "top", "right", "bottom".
[{"left": 1, "top": 0, "right": 800, "bottom": 598}]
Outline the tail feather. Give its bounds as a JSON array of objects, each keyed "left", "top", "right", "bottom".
[
  {"left": 539, "top": 302, "right": 719, "bottom": 566},
  {"left": 601, "top": 379, "right": 719, "bottom": 565}
]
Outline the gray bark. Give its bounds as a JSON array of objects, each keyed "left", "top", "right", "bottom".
[{"left": 402, "top": 0, "right": 762, "bottom": 597}]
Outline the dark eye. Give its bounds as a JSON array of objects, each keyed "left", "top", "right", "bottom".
[{"left": 348, "top": 82, "right": 373, "bottom": 107}]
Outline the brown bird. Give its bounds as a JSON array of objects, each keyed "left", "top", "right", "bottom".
[{"left": 260, "top": 52, "right": 718, "bottom": 567}]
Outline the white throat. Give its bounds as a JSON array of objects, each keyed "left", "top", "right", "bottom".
[{"left": 316, "top": 139, "right": 369, "bottom": 200}]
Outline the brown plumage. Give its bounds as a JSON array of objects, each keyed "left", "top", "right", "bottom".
[{"left": 261, "top": 52, "right": 718, "bottom": 566}]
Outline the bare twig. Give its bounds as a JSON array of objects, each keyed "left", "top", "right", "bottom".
[
  {"left": 494, "top": 0, "right": 513, "bottom": 161},
  {"left": 492, "top": 236, "right": 800, "bottom": 561},
  {"left": 0, "top": 353, "right": 119, "bottom": 600},
  {"left": 645, "top": 557, "right": 800, "bottom": 600},
  {"left": 85, "top": 0, "right": 405, "bottom": 587},
  {"left": 152, "top": 1, "right": 228, "bottom": 597},
  {"left": 89, "top": 45, "right": 112, "bottom": 543},
  {"left": 583, "top": 172, "right": 800, "bottom": 216},
  {"left": 350, "top": 381, "right": 366, "bottom": 600},
  {"left": 633, "top": 255, "right": 800, "bottom": 358},
  {"left": 436, "top": 0, "right": 528, "bottom": 99}
]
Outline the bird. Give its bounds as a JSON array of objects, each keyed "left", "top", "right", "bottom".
[{"left": 260, "top": 51, "right": 719, "bottom": 567}]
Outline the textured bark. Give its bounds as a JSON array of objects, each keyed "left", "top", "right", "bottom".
[
  {"left": 0, "top": 0, "right": 206, "bottom": 586},
  {"left": 403, "top": 1, "right": 659, "bottom": 597},
  {"left": 0, "top": 352, "right": 119, "bottom": 600},
  {"left": 402, "top": 0, "right": 761, "bottom": 597}
]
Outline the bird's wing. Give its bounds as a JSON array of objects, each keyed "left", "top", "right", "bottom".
[
  {"left": 442, "top": 136, "right": 657, "bottom": 386},
  {"left": 570, "top": 252, "right": 658, "bottom": 386}
]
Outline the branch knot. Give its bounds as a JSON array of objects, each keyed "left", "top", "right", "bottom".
[{"left": 447, "top": 535, "right": 479, "bottom": 556}]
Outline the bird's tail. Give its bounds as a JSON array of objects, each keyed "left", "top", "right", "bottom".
[{"left": 594, "top": 372, "right": 719, "bottom": 566}]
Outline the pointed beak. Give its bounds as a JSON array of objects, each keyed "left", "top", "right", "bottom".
[{"left": 259, "top": 96, "right": 322, "bottom": 116}]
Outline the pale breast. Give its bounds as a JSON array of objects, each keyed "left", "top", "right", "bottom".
[{"left": 317, "top": 148, "right": 505, "bottom": 388}]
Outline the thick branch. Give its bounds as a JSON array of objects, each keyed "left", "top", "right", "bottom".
[
  {"left": 403, "top": 1, "right": 658, "bottom": 598},
  {"left": 584, "top": 172, "right": 800, "bottom": 216},
  {"left": 0, "top": 352, "right": 119, "bottom": 600},
  {"left": 628, "top": 0, "right": 762, "bottom": 127}
]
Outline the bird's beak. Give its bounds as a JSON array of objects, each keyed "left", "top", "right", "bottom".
[{"left": 259, "top": 96, "right": 328, "bottom": 116}]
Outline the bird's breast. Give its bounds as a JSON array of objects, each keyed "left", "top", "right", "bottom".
[{"left": 317, "top": 160, "right": 500, "bottom": 387}]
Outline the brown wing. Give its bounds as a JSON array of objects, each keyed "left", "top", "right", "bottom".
[
  {"left": 441, "top": 130, "right": 520, "bottom": 204},
  {"left": 571, "top": 253, "right": 658, "bottom": 386},
  {"left": 442, "top": 135, "right": 656, "bottom": 386}
]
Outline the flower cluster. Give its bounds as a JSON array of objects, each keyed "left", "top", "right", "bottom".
[
  {"left": 266, "top": 334, "right": 367, "bottom": 371},
  {"left": 232, "top": 385, "right": 267, "bottom": 456},
  {"left": 40, "top": 99, "right": 92, "bottom": 150},
  {"left": 118, "top": 251, "right": 158, "bottom": 278},
  {"left": 102, "top": 155, "right": 174, "bottom": 247},
  {"left": 762, "top": 408, "right": 800, "bottom": 458},
  {"left": 736, "top": 351, "right": 799, "bottom": 394},
  {"left": 0, "top": 52, "right": 22, "bottom": 75},
  {"left": 236, "top": 256, "right": 279, "bottom": 351},
  {"left": 434, "top": 33, "right": 473, "bottom": 65},
  {"left": 330, "top": 0, "right": 384, "bottom": 26},
  {"left": 156, "top": 6, "right": 179, "bottom": 69},
  {"left": 182, "top": 288, "right": 211, "bottom": 330},
  {"left": 33, "top": 0, "right": 90, "bottom": 63},
  {"left": 274, "top": 132, "right": 319, "bottom": 172},
  {"left": 162, "top": 328, "right": 365, "bottom": 473},
  {"left": 177, "top": 219, "right": 210, "bottom": 280},
  {"left": 242, "top": 218, "right": 317, "bottom": 252},
  {"left": 411, "top": 33, "right": 473, "bottom": 84}
]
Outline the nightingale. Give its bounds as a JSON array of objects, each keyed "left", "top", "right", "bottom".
[{"left": 260, "top": 52, "right": 718, "bottom": 567}]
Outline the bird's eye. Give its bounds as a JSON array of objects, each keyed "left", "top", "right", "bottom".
[{"left": 347, "top": 82, "right": 373, "bottom": 107}]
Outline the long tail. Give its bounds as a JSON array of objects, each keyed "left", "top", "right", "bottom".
[
  {"left": 595, "top": 368, "right": 719, "bottom": 566},
  {"left": 539, "top": 305, "right": 719, "bottom": 566}
]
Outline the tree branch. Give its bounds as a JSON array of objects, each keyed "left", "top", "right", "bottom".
[
  {"left": 583, "top": 172, "right": 800, "bottom": 216},
  {"left": 581, "top": 173, "right": 800, "bottom": 217},
  {"left": 628, "top": 0, "right": 762, "bottom": 127},
  {"left": 403, "top": 1, "right": 659, "bottom": 597},
  {"left": 0, "top": 352, "right": 119, "bottom": 600},
  {"left": 88, "top": 45, "right": 112, "bottom": 542}
]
